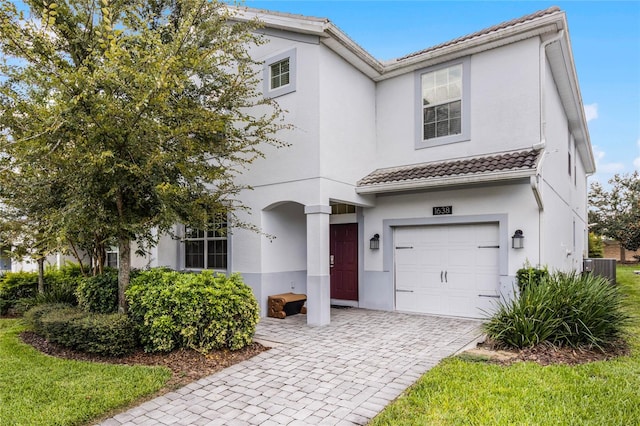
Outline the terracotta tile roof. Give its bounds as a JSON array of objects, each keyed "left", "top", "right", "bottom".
[
  {"left": 396, "top": 7, "right": 561, "bottom": 61},
  {"left": 357, "top": 149, "right": 541, "bottom": 187}
]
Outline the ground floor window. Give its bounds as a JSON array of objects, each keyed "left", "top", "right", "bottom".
[
  {"left": 184, "top": 217, "right": 228, "bottom": 270},
  {"left": 106, "top": 249, "right": 119, "bottom": 269},
  {"left": 0, "top": 246, "right": 11, "bottom": 272}
]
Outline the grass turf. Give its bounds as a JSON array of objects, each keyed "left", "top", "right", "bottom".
[
  {"left": 371, "top": 265, "right": 640, "bottom": 426},
  {"left": 0, "top": 319, "right": 171, "bottom": 426}
]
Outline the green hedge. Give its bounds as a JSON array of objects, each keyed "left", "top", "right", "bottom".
[
  {"left": 0, "top": 265, "right": 84, "bottom": 314},
  {"left": 25, "top": 304, "right": 138, "bottom": 356},
  {"left": 126, "top": 269, "right": 259, "bottom": 353},
  {"left": 485, "top": 271, "right": 630, "bottom": 349},
  {"left": 24, "top": 303, "right": 73, "bottom": 335},
  {"left": 76, "top": 270, "right": 119, "bottom": 314}
]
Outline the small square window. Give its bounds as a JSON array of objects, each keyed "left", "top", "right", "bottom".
[
  {"left": 270, "top": 59, "right": 290, "bottom": 90},
  {"left": 263, "top": 48, "right": 297, "bottom": 98}
]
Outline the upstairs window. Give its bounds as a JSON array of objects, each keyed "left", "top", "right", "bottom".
[
  {"left": 415, "top": 57, "right": 470, "bottom": 148},
  {"left": 270, "top": 58, "right": 290, "bottom": 90},
  {"left": 184, "top": 216, "right": 228, "bottom": 270},
  {"left": 263, "top": 48, "right": 297, "bottom": 98},
  {"left": 422, "top": 64, "right": 462, "bottom": 139}
]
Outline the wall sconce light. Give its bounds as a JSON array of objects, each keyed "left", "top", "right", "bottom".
[
  {"left": 370, "top": 234, "right": 380, "bottom": 250},
  {"left": 512, "top": 230, "right": 524, "bottom": 249}
]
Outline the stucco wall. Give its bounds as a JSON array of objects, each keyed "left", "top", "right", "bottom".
[
  {"left": 318, "top": 45, "right": 377, "bottom": 185},
  {"left": 235, "top": 30, "right": 322, "bottom": 188},
  {"left": 539, "top": 58, "right": 588, "bottom": 271},
  {"left": 375, "top": 37, "right": 541, "bottom": 169},
  {"left": 362, "top": 183, "right": 540, "bottom": 275}
]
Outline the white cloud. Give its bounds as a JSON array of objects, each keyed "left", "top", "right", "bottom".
[
  {"left": 584, "top": 103, "right": 598, "bottom": 122},
  {"left": 592, "top": 145, "right": 624, "bottom": 173}
]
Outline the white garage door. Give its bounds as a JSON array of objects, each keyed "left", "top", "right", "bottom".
[{"left": 395, "top": 223, "right": 500, "bottom": 318}]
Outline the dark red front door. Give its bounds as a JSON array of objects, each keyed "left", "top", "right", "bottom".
[{"left": 330, "top": 224, "right": 358, "bottom": 301}]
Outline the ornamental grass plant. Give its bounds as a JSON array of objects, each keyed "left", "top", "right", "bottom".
[{"left": 485, "top": 271, "right": 629, "bottom": 350}]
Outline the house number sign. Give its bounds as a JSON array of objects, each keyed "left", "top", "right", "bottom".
[{"left": 433, "top": 206, "right": 453, "bottom": 215}]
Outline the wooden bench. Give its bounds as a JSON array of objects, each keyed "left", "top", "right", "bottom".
[{"left": 267, "top": 293, "right": 307, "bottom": 319}]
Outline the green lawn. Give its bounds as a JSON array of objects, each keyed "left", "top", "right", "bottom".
[
  {"left": 371, "top": 265, "right": 640, "bottom": 426},
  {"left": 0, "top": 319, "right": 171, "bottom": 426}
]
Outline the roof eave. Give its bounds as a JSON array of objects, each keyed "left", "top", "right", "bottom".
[
  {"left": 230, "top": 6, "right": 384, "bottom": 78},
  {"left": 356, "top": 169, "right": 536, "bottom": 195},
  {"left": 375, "top": 14, "right": 564, "bottom": 81},
  {"left": 229, "top": 6, "right": 329, "bottom": 36},
  {"left": 321, "top": 24, "right": 384, "bottom": 78},
  {"left": 546, "top": 32, "right": 596, "bottom": 174}
]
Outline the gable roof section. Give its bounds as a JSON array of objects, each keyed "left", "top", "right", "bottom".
[
  {"left": 356, "top": 150, "right": 542, "bottom": 194},
  {"left": 397, "top": 7, "right": 561, "bottom": 61},
  {"left": 231, "top": 6, "right": 594, "bottom": 174}
]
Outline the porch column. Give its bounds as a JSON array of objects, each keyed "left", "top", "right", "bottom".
[{"left": 305, "top": 204, "right": 331, "bottom": 326}]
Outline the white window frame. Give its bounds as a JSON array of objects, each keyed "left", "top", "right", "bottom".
[
  {"left": 183, "top": 218, "right": 228, "bottom": 271},
  {"left": 415, "top": 57, "right": 471, "bottom": 149},
  {"left": 270, "top": 58, "right": 290, "bottom": 90},
  {"left": 263, "top": 48, "right": 297, "bottom": 98},
  {"left": 106, "top": 248, "right": 119, "bottom": 269}
]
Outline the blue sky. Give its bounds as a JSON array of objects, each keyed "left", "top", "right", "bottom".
[{"left": 245, "top": 0, "right": 640, "bottom": 186}]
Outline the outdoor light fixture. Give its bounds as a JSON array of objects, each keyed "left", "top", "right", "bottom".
[
  {"left": 370, "top": 234, "right": 380, "bottom": 250},
  {"left": 512, "top": 230, "right": 524, "bottom": 249}
]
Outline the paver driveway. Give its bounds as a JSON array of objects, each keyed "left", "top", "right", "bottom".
[{"left": 99, "top": 308, "right": 482, "bottom": 426}]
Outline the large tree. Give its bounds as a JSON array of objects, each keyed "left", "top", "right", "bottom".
[
  {"left": 589, "top": 172, "right": 640, "bottom": 258},
  {"left": 0, "top": 0, "right": 286, "bottom": 311}
]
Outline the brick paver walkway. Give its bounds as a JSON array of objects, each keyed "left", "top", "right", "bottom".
[{"left": 99, "top": 308, "right": 482, "bottom": 425}]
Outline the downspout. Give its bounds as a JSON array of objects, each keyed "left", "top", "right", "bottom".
[{"left": 534, "top": 29, "right": 565, "bottom": 267}]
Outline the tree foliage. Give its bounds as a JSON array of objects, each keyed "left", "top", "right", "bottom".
[
  {"left": 589, "top": 172, "right": 640, "bottom": 251},
  {"left": 587, "top": 232, "right": 604, "bottom": 258},
  {"left": 0, "top": 0, "right": 287, "bottom": 311}
]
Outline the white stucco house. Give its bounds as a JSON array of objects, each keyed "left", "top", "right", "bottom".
[{"left": 79, "top": 6, "right": 596, "bottom": 325}]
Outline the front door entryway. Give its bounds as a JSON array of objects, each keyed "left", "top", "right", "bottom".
[{"left": 330, "top": 223, "right": 358, "bottom": 301}]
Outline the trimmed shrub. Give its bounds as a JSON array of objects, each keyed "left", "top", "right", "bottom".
[
  {"left": 38, "top": 306, "right": 87, "bottom": 344},
  {"left": 485, "top": 271, "right": 630, "bottom": 349},
  {"left": 515, "top": 264, "right": 549, "bottom": 293},
  {"left": 76, "top": 270, "right": 119, "bottom": 313},
  {"left": 25, "top": 304, "right": 138, "bottom": 356},
  {"left": 60, "top": 313, "right": 138, "bottom": 357},
  {"left": 127, "top": 269, "right": 259, "bottom": 353},
  {"left": 0, "top": 271, "right": 39, "bottom": 311},
  {"left": 24, "top": 303, "right": 73, "bottom": 334},
  {"left": 0, "top": 264, "right": 84, "bottom": 314},
  {"left": 0, "top": 298, "right": 11, "bottom": 315}
]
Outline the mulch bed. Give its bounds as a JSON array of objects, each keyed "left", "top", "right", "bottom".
[
  {"left": 474, "top": 339, "right": 630, "bottom": 366},
  {"left": 20, "top": 331, "right": 268, "bottom": 390}
]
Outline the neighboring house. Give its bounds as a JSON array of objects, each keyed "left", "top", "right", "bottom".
[{"left": 129, "top": 6, "right": 595, "bottom": 325}]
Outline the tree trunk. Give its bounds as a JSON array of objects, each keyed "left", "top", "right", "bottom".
[
  {"left": 117, "top": 237, "right": 131, "bottom": 313},
  {"left": 37, "top": 257, "right": 45, "bottom": 294},
  {"left": 67, "top": 239, "right": 88, "bottom": 277},
  {"left": 620, "top": 244, "right": 626, "bottom": 263}
]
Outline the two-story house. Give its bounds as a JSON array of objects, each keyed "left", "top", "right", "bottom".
[{"left": 127, "top": 6, "right": 594, "bottom": 325}]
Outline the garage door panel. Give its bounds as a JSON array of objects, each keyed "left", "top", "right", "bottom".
[
  {"left": 395, "top": 223, "right": 500, "bottom": 318},
  {"left": 397, "top": 249, "right": 443, "bottom": 267},
  {"left": 396, "top": 292, "right": 442, "bottom": 315},
  {"left": 396, "top": 270, "right": 442, "bottom": 291}
]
